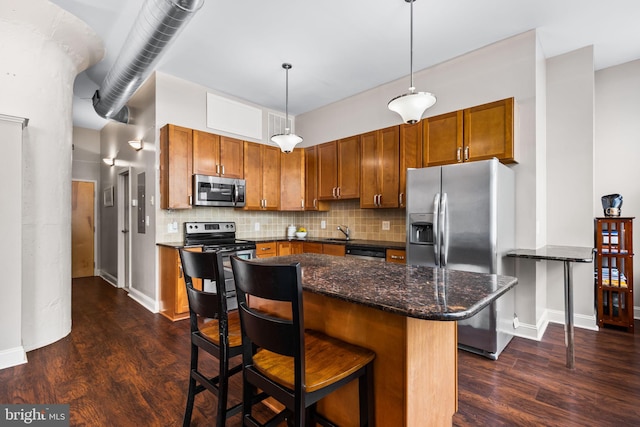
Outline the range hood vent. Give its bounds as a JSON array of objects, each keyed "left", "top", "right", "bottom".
[{"left": 93, "top": 0, "right": 204, "bottom": 123}]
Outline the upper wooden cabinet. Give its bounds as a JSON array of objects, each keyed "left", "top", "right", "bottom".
[
  {"left": 423, "top": 97, "right": 515, "bottom": 166},
  {"left": 464, "top": 98, "right": 514, "bottom": 163},
  {"left": 399, "top": 122, "right": 423, "bottom": 208},
  {"left": 193, "top": 130, "right": 243, "bottom": 178},
  {"left": 280, "top": 148, "right": 305, "bottom": 211},
  {"left": 243, "top": 141, "right": 281, "bottom": 210},
  {"left": 304, "top": 146, "right": 329, "bottom": 211},
  {"left": 317, "top": 136, "right": 360, "bottom": 200},
  {"left": 360, "top": 126, "right": 400, "bottom": 209},
  {"left": 160, "top": 124, "right": 193, "bottom": 209},
  {"left": 423, "top": 111, "right": 464, "bottom": 167}
]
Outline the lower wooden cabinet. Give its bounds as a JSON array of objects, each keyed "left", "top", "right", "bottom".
[
  {"left": 159, "top": 246, "right": 201, "bottom": 321},
  {"left": 256, "top": 242, "right": 277, "bottom": 258},
  {"left": 386, "top": 249, "right": 406, "bottom": 264},
  {"left": 302, "top": 242, "right": 345, "bottom": 256},
  {"left": 277, "top": 241, "right": 304, "bottom": 256}
]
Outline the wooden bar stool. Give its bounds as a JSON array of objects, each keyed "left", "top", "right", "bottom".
[
  {"left": 179, "top": 249, "right": 243, "bottom": 427},
  {"left": 230, "top": 256, "right": 376, "bottom": 427}
]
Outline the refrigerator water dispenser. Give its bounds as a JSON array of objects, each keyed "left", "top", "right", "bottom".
[{"left": 409, "top": 213, "right": 434, "bottom": 245}]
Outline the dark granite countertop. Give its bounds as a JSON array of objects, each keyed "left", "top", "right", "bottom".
[
  {"left": 246, "top": 237, "right": 406, "bottom": 250},
  {"left": 507, "top": 245, "right": 594, "bottom": 263},
  {"left": 253, "top": 253, "right": 518, "bottom": 321}
]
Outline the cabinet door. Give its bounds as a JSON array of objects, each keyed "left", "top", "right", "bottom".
[
  {"left": 323, "top": 244, "right": 346, "bottom": 256},
  {"left": 423, "top": 111, "right": 463, "bottom": 167},
  {"left": 337, "top": 135, "right": 360, "bottom": 199},
  {"left": 317, "top": 141, "right": 338, "bottom": 200},
  {"left": 304, "top": 146, "right": 329, "bottom": 210},
  {"left": 463, "top": 97, "right": 514, "bottom": 163},
  {"left": 193, "top": 130, "right": 219, "bottom": 176},
  {"left": 262, "top": 145, "right": 281, "bottom": 210},
  {"left": 386, "top": 249, "right": 406, "bottom": 264},
  {"left": 377, "top": 126, "right": 400, "bottom": 208},
  {"left": 303, "top": 242, "right": 323, "bottom": 254},
  {"left": 219, "top": 136, "right": 244, "bottom": 178},
  {"left": 360, "top": 131, "right": 378, "bottom": 209},
  {"left": 280, "top": 148, "right": 305, "bottom": 211},
  {"left": 399, "top": 122, "right": 422, "bottom": 208},
  {"left": 277, "top": 241, "right": 292, "bottom": 256},
  {"left": 243, "top": 141, "right": 263, "bottom": 210},
  {"left": 160, "top": 124, "right": 193, "bottom": 209}
]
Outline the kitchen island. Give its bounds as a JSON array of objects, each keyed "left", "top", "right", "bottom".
[{"left": 251, "top": 254, "right": 518, "bottom": 427}]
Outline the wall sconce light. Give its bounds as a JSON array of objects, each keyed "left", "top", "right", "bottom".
[
  {"left": 128, "top": 139, "right": 143, "bottom": 151},
  {"left": 103, "top": 157, "right": 115, "bottom": 166}
]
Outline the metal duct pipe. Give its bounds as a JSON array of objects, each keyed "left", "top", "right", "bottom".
[{"left": 92, "top": 0, "right": 204, "bottom": 123}]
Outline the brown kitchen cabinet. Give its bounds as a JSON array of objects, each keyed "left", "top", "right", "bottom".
[
  {"left": 317, "top": 136, "right": 360, "bottom": 200},
  {"left": 386, "top": 249, "right": 406, "bottom": 264},
  {"left": 423, "top": 97, "right": 515, "bottom": 167},
  {"left": 360, "top": 125, "right": 400, "bottom": 209},
  {"left": 159, "top": 246, "right": 202, "bottom": 321},
  {"left": 242, "top": 142, "right": 281, "bottom": 210},
  {"left": 304, "top": 146, "right": 329, "bottom": 211},
  {"left": 193, "top": 130, "right": 244, "bottom": 178},
  {"left": 399, "top": 122, "right": 423, "bottom": 208},
  {"left": 322, "top": 243, "right": 346, "bottom": 257},
  {"left": 256, "top": 242, "right": 277, "bottom": 258},
  {"left": 595, "top": 217, "right": 634, "bottom": 332},
  {"left": 277, "top": 241, "right": 304, "bottom": 256},
  {"left": 280, "top": 148, "right": 305, "bottom": 211},
  {"left": 160, "top": 124, "right": 193, "bottom": 209},
  {"left": 303, "top": 242, "right": 323, "bottom": 254}
]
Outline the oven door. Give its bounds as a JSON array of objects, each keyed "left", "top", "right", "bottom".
[{"left": 202, "top": 248, "right": 255, "bottom": 311}]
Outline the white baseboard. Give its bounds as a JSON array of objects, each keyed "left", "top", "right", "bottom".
[
  {"left": 635, "top": 306, "right": 640, "bottom": 320},
  {"left": 100, "top": 271, "right": 118, "bottom": 287},
  {"left": 128, "top": 288, "right": 158, "bottom": 314},
  {"left": 546, "top": 309, "right": 599, "bottom": 331},
  {"left": 512, "top": 310, "right": 549, "bottom": 341},
  {"left": 0, "top": 346, "right": 27, "bottom": 370}
]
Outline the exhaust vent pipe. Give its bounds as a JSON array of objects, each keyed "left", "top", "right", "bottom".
[{"left": 93, "top": 0, "right": 204, "bottom": 123}]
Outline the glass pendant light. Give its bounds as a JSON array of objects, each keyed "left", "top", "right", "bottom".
[
  {"left": 388, "top": 0, "right": 436, "bottom": 124},
  {"left": 271, "top": 63, "right": 303, "bottom": 153}
]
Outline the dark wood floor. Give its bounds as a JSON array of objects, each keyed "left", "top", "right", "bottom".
[{"left": 1, "top": 277, "right": 638, "bottom": 426}]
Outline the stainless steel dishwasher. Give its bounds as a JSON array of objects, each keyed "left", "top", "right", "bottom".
[{"left": 345, "top": 245, "right": 386, "bottom": 261}]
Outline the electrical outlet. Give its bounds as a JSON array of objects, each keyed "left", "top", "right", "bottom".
[
  {"left": 320, "top": 220, "right": 326, "bottom": 229},
  {"left": 382, "top": 221, "right": 390, "bottom": 231},
  {"left": 167, "top": 221, "right": 178, "bottom": 233},
  {"left": 513, "top": 316, "right": 520, "bottom": 329},
  {"left": 254, "top": 222, "right": 260, "bottom": 231}
]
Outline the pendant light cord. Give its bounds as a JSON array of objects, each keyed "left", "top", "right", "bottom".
[
  {"left": 284, "top": 63, "right": 291, "bottom": 134},
  {"left": 409, "top": 0, "right": 414, "bottom": 91}
]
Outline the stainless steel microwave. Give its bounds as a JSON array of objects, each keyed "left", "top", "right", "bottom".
[{"left": 192, "top": 174, "right": 246, "bottom": 207}]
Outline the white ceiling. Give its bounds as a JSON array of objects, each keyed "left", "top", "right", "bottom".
[{"left": 51, "top": 0, "right": 640, "bottom": 130}]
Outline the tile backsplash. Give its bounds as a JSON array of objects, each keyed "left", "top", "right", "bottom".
[{"left": 157, "top": 199, "right": 406, "bottom": 243}]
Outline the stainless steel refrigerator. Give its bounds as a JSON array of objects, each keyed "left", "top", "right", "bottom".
[{"left": 406, "top": 158, "right": 515, "bottom": 359}]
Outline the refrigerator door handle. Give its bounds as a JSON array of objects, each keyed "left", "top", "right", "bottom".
[
  {"left": 441, "top": 192, "right": 449, "bottom": 266},
  {"left": 433, "top": 193, "right": 441, "bottom": 266}
]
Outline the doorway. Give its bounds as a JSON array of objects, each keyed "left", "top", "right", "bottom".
[
  {"left": 72, "top": 180, "right": 96, "bottom": 278},
  {"left": 117, "top": 168, "right": 131, "bottom": 290}
]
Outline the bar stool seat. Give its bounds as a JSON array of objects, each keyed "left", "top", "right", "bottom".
[
  {"left": 253, "top": 329, "right": 374, "bottom": 393},
  {"left": 198, "top": 310, "right": 243, "bottom": 348}
]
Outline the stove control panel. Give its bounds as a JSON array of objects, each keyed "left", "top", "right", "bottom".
[{"left": 184, "top": 221, "right": 236, "bottom": 235}]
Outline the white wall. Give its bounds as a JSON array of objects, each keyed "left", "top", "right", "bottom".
[
  {"left": 546, "top": 47, "right": 596, "bottom": 328},
  {"left": 72, "top": 127, "right": 101, "bottom": 182},
  {"left": 0, "top": 116, "right": 27, "bottom": 369},
  {"left": 595, "top": 59, "right": 640, "bottom": 315},
  {"left": 0, "top": 0, "right": 103, "bottom": 358}
]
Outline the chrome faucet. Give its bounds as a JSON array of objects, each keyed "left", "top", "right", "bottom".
[{"left": 337, "top": 225, "right": 350, "bottom": 240}]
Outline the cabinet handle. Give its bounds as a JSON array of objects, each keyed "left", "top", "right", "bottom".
[
  {"left": 178, "top": 264, "right": 183, "bottom": 279},
  {"left": 391, "top": 255, "right": 405, "bottom": 260},
  {"left": 261, "top": 247, "right": 271, "bottom": 251},
  {"left": 216, "top": 164, "right": 220, "bottom": 175},
  {"left": 221, "top": 164, "right": 225, "bottom": 176},
  {"left": 456, "top": 147, "right": 462, "bottom": 162},
  {"left": 337, "top": 187, "right": 341, "bottom": 198},
  {"left": 189, "top": 195, "right": 192, "bottom": 205},
  {"left": 301, "top": 198, "right": 304, "bottom": 208},
  {"left": 377, "top": 194, "right": 382, "bottom": 206},
  {"left": 399, "top": 193, "right": 404, "bottom": 206},
  {"left": 313, "top": 199, "right": 317, "bottom": 208},
  {"left": 464, "top": 146, "right": 469, "bottom": 161},
  {"left": 373, "top": 195, "right": 377, "bottom": 206}
]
